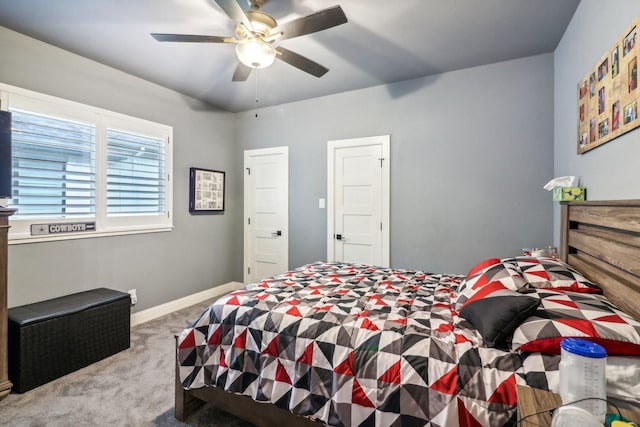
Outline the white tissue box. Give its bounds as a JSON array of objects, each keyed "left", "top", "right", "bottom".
[{"left": 553, "top": 187, "right": 586, "bottom": 202}]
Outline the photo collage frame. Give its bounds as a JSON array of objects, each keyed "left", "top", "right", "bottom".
[
  {"left": 577, "top": 15, "right": 639, "bottom": 154},
  {"left": 189, "top": 167, "right": 225, "bottom": 214}
]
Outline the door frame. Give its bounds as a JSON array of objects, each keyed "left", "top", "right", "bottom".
[
  {"left": 244, "top": 146, "right": 289, "bottom": 284},
  {"left": 327, "top": 135, "right": 390, "bottom": 267}
]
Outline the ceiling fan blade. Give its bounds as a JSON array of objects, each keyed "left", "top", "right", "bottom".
[
  {"left": 151, "top": 33, "right": 233, "bottom": 43},
  {"left": 214, "top": 0, "right": 254, "bottom": 30},
  {"left": 232, "top": 63, "right": 253, "bottom": 81},
  {"left": 275, "top": 46, "right": 328, "bottom": 78},
  {"left": 276, "top": 5, "right": 347, "bottom": 41}
]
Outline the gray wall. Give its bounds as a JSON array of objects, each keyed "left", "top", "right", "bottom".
[
  {"left": 1, "top": 26, "right": 243, "bottom": 310},
  {"left": 236, "top": 53, "right": 555, "bottom": 273},
  {"left": 2, "top": 23, "right": 559, "bottom": 310},
  {"left": 553, "top": 1, "right": 640, "bottom": 241}
]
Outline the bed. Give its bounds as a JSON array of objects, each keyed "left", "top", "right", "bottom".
[{"left": 175, "top": 199, "right": 640, "bottom": 426}]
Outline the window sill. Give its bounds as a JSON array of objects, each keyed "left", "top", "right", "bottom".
[{"left": 8, "top": 226, "right": 173, "bottom": 245}]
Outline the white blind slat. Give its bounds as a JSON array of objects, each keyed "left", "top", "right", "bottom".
[
  {"left": 9, "top": 109, "right": 96, "bottom": 218},
  {"left": 106, "top": 129, "right": 165, "bottom": 216}
]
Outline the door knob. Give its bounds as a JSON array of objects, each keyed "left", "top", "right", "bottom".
[
  {"left": 271, "top": 230, "right": 282, "bottom": 237},
  {"left": 336, "top": 234, "right": 346, "bottom": 241}
]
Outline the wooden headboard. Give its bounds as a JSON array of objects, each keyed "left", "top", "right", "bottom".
[{"left": 560, "top": 199, "right": 640, "bottom": 321}]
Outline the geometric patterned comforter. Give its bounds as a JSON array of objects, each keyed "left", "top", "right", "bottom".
[{"left": 177, "top": 262, "right": 555, "bottom": 427}]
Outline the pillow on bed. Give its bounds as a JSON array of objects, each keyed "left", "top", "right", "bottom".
[
  {"left": 511, "top": 289, "right": 640, "bottom": 356},
  {"left": 456, "top": 262, "right": 527, "bottom": 309},
  {"left": 466, "top": 258, "right": 501, "bottom": 276},
  {"left": 460, "top": 283, "right": 540, "bottom": 348},
  {"left": 501, "top": 256, "right": 601, "bottom": 293}
]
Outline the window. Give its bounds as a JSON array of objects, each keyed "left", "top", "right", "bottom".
[
  {"left": 1, "top": 84, "right": 173, "bottom": 243},
  {"left": 10, "top": 109, "right": 96, "bottom": 219},
  {"left": 107, "top": 129, "right": 165, "bottom": 216}
]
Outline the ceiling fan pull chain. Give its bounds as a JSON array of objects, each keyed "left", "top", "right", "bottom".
[{"left": 255, "top": 69, "right": 259, "bottom": 118}]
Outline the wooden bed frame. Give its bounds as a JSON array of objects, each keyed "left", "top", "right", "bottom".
[
  {"left": 560, "top": 199, "right": 640, "bottom": 321},
  {"left": 175, "top": 199, "right": 640, "bottom": 425}
]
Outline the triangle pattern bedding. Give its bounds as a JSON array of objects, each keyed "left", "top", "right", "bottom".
[{"left": 177, "top": 262, "right": 555, "bottom": 426}]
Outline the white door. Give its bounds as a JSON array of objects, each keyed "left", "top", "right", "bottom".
[
  {"left": 327, "top": 136, "right": 390, "bottom": 267},
  {"left": 244, "top": 146, "right": 289, "bottom": 283}
]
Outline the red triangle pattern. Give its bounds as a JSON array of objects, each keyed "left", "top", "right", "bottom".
[
  {"left": 334, "top": 351, "right": 354, "bottom": 376},
  {"left": 379, "top": 360, "right": 401, "bottom": 384},
  {"left": 488, "top": 373, "right": 517, "bottom": 406},
  {"left": 208, "top": 326, "right": 222, "bottom": 346},
  {"left": 383, "top": 284, "right": 401, "bottom": 292},
  {"left": 352, "top": 378, "right": 375, "bottom": 408},
  {"left": 365, "top": 294, "right": 389, "bottom": 306},
  {"left": 435, "top": 322, "right": 454, "bottom": 333},
  {"left": 353, "top": 310, "right": 369, "bottom": 318},
  {"left": 457, "top": 397, "right": 484, "bottom": 427},
  {"left": 360, "top": 318, "right": 380, "bottom": 331},
  {"left": 594, "top": 314, "right": 626, "bottom": 323},
  {"left": 466, "top": 281, "right": 507, "bottom": 304},
  {"left": 430, "top": 367, "right": 457, "bottom": 395},
  {"left": 454, "top": 333, "right": 472, "bottom": 345},
  {"left": 467, "top": 258, "right": 501, "bottom": 276},
  {"left": 233, "top": 328, "right": 247, "bottom": 349},
  {"left": 219, "top": 347, "right": 227, "bottom": 368},
  {"left": 526, "top": 269, "right": 550, "bottom": 280},
  {"left": 263, "top": 337, "right": 280, "bottom": 357},
  {"left": 179, "top": 330, "right": 195, "bottom": 349},
  {"left": 226, "top": 296, "right": 241, "bottom": 305},
  {"left": 298, "top": 342, "right": 313, "bottom": 365},
  {"left": 286, "top": 306, "right": 303, "bottom": 317},
  {"left": 557, "top": 318, "right": 599, "bottom": 336},
  {"left": 390, "top": 317, "right": 408, "bottom": 326},
  {"left": 276, "top": 360, "right": 292, "bottom": 384},
  {"left": 471, "top": 274, "right": 490, "bottom": 290},
  {"left": 547, "top": 298, "right": 579, "bottom": 309}
]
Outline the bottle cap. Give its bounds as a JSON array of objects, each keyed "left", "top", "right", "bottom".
[{"left": 560, "top": 338, "right": 607, "bottom": 358}]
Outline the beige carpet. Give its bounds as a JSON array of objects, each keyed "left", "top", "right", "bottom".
[{"left": 0, "top": 297, "right": 254, "bottom": 427}]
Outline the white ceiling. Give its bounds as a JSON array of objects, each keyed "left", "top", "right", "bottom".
[{"left": 0, "top": 0, "right": 580, "bottom": 112}]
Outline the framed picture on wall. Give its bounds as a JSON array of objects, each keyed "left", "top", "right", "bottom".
[
  {"left": 189, "top": 167, "right": 225, "bottom": 214},
  {"left": 577, "top": 15, "right": 640, "bottom": 154}
]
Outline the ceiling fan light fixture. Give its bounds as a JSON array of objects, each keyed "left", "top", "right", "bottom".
[{"left": 235, "top": 38, "right": 276, "bottom": 69}]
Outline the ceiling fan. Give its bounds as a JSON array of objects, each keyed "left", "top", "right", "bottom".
[{"left": 151, "top": 0, "right": 348, "bottom": 82}]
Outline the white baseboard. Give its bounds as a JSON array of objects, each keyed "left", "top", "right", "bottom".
[{"left": 130, "top": 281, "right": 244, "bottom": 327}]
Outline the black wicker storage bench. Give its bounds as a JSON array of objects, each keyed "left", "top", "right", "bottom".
[{"left": 7, "top": 288, "right": 130, "bottom": 393}]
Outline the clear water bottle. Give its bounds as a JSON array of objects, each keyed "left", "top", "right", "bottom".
[{"left": 558, "top": 338, "right": 607, "bottom": 423}]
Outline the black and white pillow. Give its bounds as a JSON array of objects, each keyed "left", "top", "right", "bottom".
[{"left": 501, "top": 256, "right": 601, "bottom": 293}]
